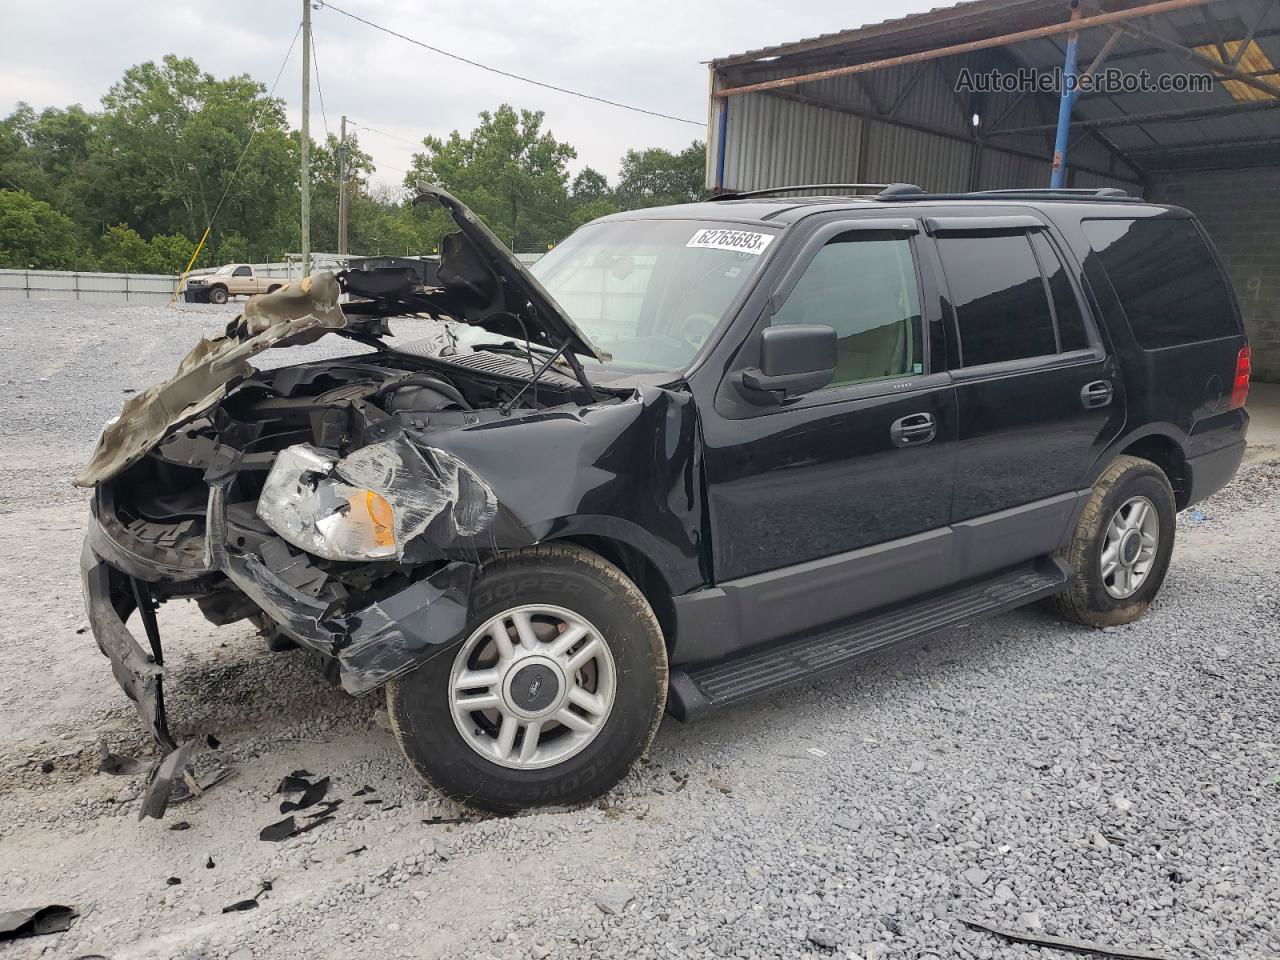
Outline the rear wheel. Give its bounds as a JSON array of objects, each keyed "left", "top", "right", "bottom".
[
  {"left": 208, "top": 285, "right": 228, "bottom": 305},
  {"left": 1052, "top": 455, "right": 1177, "bottom": 627},
  {"left": 387, "top": 544, "right": 667, "bottom": 812}
]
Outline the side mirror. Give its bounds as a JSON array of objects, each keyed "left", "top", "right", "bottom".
[{"left": 741, "top": 324, "right": 836, "bottom": 400}]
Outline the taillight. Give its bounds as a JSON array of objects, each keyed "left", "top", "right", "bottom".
[{"left": 1229, "top": 345, "right": 1251, "bottom": 410}]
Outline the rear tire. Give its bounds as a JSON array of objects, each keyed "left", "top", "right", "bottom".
[
  {"left": 208, "top": 285, "right": 228, "bottom": 305},
  {"left": 1051, "top": 455, "right": 1177, "bottom": 627},
  {"left": 387, "top": 544, "right": 667, "bottom": 813}
]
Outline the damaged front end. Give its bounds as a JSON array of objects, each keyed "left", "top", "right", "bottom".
[{"left": 77, "top": 189, "right": 612, "bottom": 813}]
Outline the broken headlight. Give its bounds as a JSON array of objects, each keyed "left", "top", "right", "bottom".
[{"left": 256, "top": 445, "right": 397, "bottom": 561}]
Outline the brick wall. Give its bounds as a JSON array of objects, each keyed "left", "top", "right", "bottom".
[{"left": 1147, "top": 167, "right": 1280, "bottom": 383}]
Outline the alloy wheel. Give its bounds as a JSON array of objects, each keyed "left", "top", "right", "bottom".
[
  {"left": 448, "top": 604, "right": 617, "bottom": 770},
  {"left": 1100, "top": 495, "right": 1160, "bottom": 599}
]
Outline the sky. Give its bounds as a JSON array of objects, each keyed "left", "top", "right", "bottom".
[{"left": 0, "top": 0, "right": 937, "bottom": 191}]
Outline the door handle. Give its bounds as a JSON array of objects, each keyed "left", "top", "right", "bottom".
[
  {"left": 890, "top": 412, "right": 936, "bottom": 447},
  {"left": 1081, "top": 380, "right": 1113, "bottom": 409}
]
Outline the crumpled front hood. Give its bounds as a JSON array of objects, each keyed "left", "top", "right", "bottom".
[{"left": 75, "top": 273, "right": 349, "bottom": 488}]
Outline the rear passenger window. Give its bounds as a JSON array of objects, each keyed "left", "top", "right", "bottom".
[
  {"left": 1031, "top": 233, "right": 1089, "bottom": 351},
  {"left": 1082, "top": 218, "right": 1236, "bottom": 348},
  {"left": 771, "top": 233, "right": 924, "bottom": 388},
  {"left": 937, "top": 234, "right": 1058, "bottom": 366}
]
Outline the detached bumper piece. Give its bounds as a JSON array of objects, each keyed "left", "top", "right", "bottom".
[{"left": 182, "top": 285, "right": 212, "bottom": 303}]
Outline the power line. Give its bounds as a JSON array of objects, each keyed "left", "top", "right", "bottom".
[
  {"left": 318, "top": 1, "right": 703, "bottom": 127},
  {"left": 350, "top": 120, "right": 422, "bottom": 150},
  {"left": 310, "top": 21, "right": 330, "bottom": 140}
]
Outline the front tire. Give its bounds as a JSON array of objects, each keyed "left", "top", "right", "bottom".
[
  {"left": 208, "top": 285, "right": 228, "bottom": 304},
  {"left": 387, "top": 544, "right": 667, "bottom": 813},
  {"left": 1052, "top": 455, "right": 1177, "bottom": 627}
]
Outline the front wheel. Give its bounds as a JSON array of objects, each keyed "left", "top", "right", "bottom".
[
  {"left": 1051, "top": 455, "right": 1177, "bottom": 627},
  {"left": 208, "top": 285, "right": 228, "bottom": 304},
  {"left": 387, "top": 544, "right": 667, "bottom": 812}
]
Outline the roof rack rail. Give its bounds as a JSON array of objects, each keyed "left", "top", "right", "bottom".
[
  {"left": 874, "top": 186, "right": 1135, "bottom": 202},
  {"left": 709, "top": 183, "right": 890, "bottom": 201}
]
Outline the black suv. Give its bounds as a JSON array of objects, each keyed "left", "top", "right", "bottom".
[{"left": 79, "top": 184, "right": 1250, "bottom": 814}]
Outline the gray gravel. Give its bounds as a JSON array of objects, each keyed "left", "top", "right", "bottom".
[{"left": 0, "top": 300, "right": 1277, "bottom": 960}]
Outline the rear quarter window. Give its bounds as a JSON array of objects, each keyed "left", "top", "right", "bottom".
[{"left": 1082, "top": 218, "right": 1238, "bottom": 349}]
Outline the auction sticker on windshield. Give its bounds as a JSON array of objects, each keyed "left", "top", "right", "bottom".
[{"left": 686, "top": 228, "right": 774, "bottom": 255}]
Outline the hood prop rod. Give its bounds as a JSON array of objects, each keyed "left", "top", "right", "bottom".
[
  {"left": 499, "top": 338, "right": 576, "bottom": 415},
  {"left": 501, "top": 337, "right": 596, "bottom": 414}
]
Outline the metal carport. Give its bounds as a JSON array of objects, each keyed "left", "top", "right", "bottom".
[{"left": 705, "top": 0, "right": 1280, "bottom": 379}]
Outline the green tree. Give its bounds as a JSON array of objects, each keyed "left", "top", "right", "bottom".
[
  {"left": 97, "top": 223, "right": 150, "bottom": 272},
  {"left": 92, "top": 55, "right": 297, "bottom": 251},
  {"left": 0, "top": 103, "right": 98, "bottom": 240},
  {"left": 309, "top": 132, "right": 375, "bottom": 254},
  {"left": 614, "top": 141, "right": 708, "bottom": 209},
  {"left": 406, "top": 105, "right": 577, "bottom": 251},
  {"left": 214, "top": 230, "right": 250, "bottom": 266},
  {"left": 145, "top": 233, "right": 197, "bottom": 274},
  {"left": 0, "top": 189, "right": 79, "bottom": 268}
]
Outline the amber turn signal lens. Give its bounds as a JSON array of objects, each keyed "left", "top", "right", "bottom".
[{"left": 365, "top": 490, "right": 395, "bottom": 548}]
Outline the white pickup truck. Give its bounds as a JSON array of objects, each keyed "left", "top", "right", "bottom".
[{"left": 183, "top": 264, "right": 284, "bottom": 304}]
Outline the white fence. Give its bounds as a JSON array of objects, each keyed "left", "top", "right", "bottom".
[
  {"left": 0, "top": 268, "right": 179, "bottom": 305},
  {"left": 2, "top": 252, "right": 546, "bottom": 306}
]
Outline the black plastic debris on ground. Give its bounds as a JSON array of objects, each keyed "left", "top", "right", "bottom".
[
  {"left": 96, "top": 740, "right": 143, "bottom": 776},
  {"left": 205, "top": 733, "right": 221, "bottom": 749},
  {"left": 39, "top": 760, "right": 55, "bottom": 774},
  {"left": 169, "top": 821, "right": 191, "bottom": 832},
  {"left": 0, "top": 904, "right": 78, "bottom": 941},
  {"left": 276, "top": 774, "right": 311, "bottom": 795},
  {"left": 280, "top": 776, "right": 329, "bottom": 813},
  {"left": 166, "top": 877, "right": 181, "bottom": 886},
  {"left": 306, "top": 800, "right": 342, "bottom": 819},
  {"left": 260, "top": 813, "right": 335, "bottom": 843},
  {"left": 222, "top": 881, "right": 272, "bottom": 914},
  {"left": 352, "top": 785, "right": 375, "bottom": 797},
  {"left": 205, "top": 856, "right": 215, "bottom": 869}
]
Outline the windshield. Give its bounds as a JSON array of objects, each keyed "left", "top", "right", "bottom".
[
  {"left": 529, "top": 219, "right": 778, "bottom": 372},
  {"left": 214, "top": 264, "right": 236, "bottom": 275}
]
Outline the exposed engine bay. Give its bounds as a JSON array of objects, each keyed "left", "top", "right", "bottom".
[{"left": 76, "top": 187, "right": 639, "bottom": 815}]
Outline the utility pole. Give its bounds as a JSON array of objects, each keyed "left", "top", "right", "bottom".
[
  {"left": 300, "top": 0, "right": 312, "bottom": 276},
  {"left": 337, "top": 115, "right": 348, "bottom": 256}
]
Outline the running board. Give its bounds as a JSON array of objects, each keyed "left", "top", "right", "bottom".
[{"left": 666, "top": 558, "right": 1069, "bottom": 722}]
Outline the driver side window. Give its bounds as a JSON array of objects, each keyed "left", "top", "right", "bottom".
[
  {"left": 233, "top": 266, "right": 252, "bottom": 277},
  {"left": 771, "top": 233, "right": 924, "bottom": 388}
]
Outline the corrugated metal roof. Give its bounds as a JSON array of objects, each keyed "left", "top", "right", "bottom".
[{"left": 712, "top": 0, "right": 1280, "bottom": 175}]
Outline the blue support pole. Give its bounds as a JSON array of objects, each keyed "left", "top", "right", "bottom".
[
  {"left": 715, "top": 97, "right": 730, "bottom": 192},
  {"left": 1049, "top": 2, "right": 1083, "bottom": 188}
]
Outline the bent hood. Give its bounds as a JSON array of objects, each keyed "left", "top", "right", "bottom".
[
  {"left": 413, "top": 185, "right": 602, "bottom": 362},
  {"left": 75, "top": 273, "right": 353, "bottom": 488}
]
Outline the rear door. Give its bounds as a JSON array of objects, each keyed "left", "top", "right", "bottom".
[{"left": 925, "top": 215, "right": 1124, "bottom": 580}]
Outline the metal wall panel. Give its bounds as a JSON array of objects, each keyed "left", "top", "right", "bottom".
[{"left": 719, "top": 90, "right": 864, "bottom": 191}]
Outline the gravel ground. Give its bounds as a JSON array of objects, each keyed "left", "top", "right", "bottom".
[{"left": 0, "top": 300, "right": 1277, "bottom": 960}]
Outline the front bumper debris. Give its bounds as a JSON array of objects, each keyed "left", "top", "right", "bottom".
[{"left": 82, "top": 485, "right": 479, "bottom": 817}]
